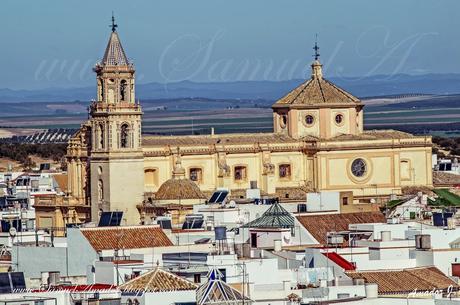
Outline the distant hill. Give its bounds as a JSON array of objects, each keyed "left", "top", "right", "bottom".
[{"left": 1, "top": 73, "right": 460, "bottom": 103}]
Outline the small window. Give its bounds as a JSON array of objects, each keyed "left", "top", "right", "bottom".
[
  {"left": 251, "top": 232, "right": 258, "bottom": 248},
  {"left": 335, "top": 114, "right": 344, "bottom": 125},
  {"left": 120, "top": 123, "right": 129, "bottom": 148},
  {"left": 342, "top": 197, "right": 348, "bottom": 205},
  {"left": 234, "top": 166, "right": 247, "bottom": 181},
  {"left": 279, "top": 164, "right": 291, "bottom": 179},
  {"left": 280, "top": 114, "right": 287, "bottom": 129},
  {"left": 194, "top": 273, "right": 201, "bottom": 283},
  {"left": 98, "top": 124, "right": 104, "bottom": 149},
  {"left": 189, "top": 168, "right": 203, "bottom": 183},
  {"left": 120, "top": 79, "right": 127, "bottom": 101},
  {"left": 305, "top": 115, "right": 314, "bottom": 125}
]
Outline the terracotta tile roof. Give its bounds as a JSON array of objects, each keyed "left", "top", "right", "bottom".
[
  {"left": 119, "top": 268, "right": 197, "bottom": 292},
  {"left": 80, "top": 225, "right": 173, "bottom": 251},
  {"left": 155, "top": 178, "right": 206, "bottom": 201},
  {"left": 433, "top": 171, "right": 460, "bottom": 186},
  {"left": 329, "top": 130, "right": 416, "bottom": 141},
  {"left": 273, "top": 61, "right": 361, "bottom": 109},
  {"left": 296, "top": 211, "right": 385, "bottom": 245},
  {"left": 346, "top": 267, "right": 458, "bottom": 294},
  {"left": 52, "top": 174, "right": 68, "bottom": 192},
  {"left": 142, "top": 132, "right": 308, "bottom": 147}
]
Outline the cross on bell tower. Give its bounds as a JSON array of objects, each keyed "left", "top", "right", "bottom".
[
  {"left": 110, "top": 12, "right": 118, "bottom": 32},
  {"left": 313, "top": 34, "right": 320, "bottom": 61},
  {"left": 88, "top": 15, "right": 144, "bottom": 225}
]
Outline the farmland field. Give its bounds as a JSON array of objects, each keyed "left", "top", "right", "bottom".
[{"left": 0, "top": 94, "right": 459, "bottom": 137}]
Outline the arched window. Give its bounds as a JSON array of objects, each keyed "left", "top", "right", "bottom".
[
  {"left": 400, "top": 160, "right": 411, "bottom": 181},
  {"left": 120, "top": 123, "right": 129, "bottom": 148},
  {"left": 98, "top": 79, "right": 104, "bottom": 101},
  {"left": 279, "top": 164, "right": 291, "bottom": 179},
  {"left": 234, "top": 166, "right": 247, "bottom": 181},
  {"left": 189, "top": 168, "right": 203, "bottom": 183},
  {"left": 120, "top": 80, "right": 127, "bottom": 101},
  {"left": 98, "top": 179, "right": 103, "bottom": 203},
  {"left": 98, "top": 123, "right": 104, "bottom": 149}
]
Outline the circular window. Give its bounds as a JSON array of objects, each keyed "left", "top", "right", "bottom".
[
  {"left": 351, "top": 158, "right": 367, "bottom": 177},
  {"left": 305, "top": 115, "right": 314, "bottom": 126},
  {"left": 335, "top": 114, "right": 344, "bottom": 125},
  {"left": 280, "top": 115, "right": 287, "bottom": 129}
]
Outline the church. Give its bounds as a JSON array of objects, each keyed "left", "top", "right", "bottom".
[{"left": 65, "top": 22, "right": 433, "bottom": 225}]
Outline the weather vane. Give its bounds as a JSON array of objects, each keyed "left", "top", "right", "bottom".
[
  {"left": 110, "top": 12, "right": 118, "bottom": 32},
  {"left": 313, "top": 34, "right": 320, "bottom": 61}
]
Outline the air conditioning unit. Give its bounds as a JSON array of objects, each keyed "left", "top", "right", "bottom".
[{"left": 386, "top": 217, "right": 400, "bottom": 224}]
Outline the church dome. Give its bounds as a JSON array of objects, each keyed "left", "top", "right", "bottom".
[
  {"left": 272, "top": 60, "right": 361, "bottom": 109},
  {"left": 155, "top": 178, "right": 206, "bottom": 201}
]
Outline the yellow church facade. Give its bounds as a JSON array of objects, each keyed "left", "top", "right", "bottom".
[{"left": 65, "top": 24, "right": 432, "bottom": 225}]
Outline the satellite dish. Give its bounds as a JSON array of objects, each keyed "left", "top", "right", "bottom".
[{"left": 9, "top": 227, "right": 17, "bottom": 238}]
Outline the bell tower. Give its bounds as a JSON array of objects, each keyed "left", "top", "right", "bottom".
[{"left": 88, "top": 15, "right": 144, "bottom": 225}]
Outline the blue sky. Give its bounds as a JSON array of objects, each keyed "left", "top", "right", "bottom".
[{"left": 1, "top": 0, "right": 459, "bottom": 89}]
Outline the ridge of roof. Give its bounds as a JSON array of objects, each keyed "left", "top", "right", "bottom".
[{"left": 119, "top": 268, "right": 197, "bottom": 292}]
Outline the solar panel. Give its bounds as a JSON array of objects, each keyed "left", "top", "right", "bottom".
[
  {"left": 110, "top": 212, "right": 123, "bottom": 226},
  {"left": 208, "top": 190, "right": 229, "bottom": 204},
  {"left": 0, "top": 272, "right": 25, "bottom": 293},
  {"left": 98, "top": 212, "right": 123, "bottom": 227},
  {"left": 98, "top": 212, "right": 111, "bottom": 227},
  {"left": 1, "top": 220, "right": 21, "bottom": 233},
  {"left": 158, "top": 219, "right": 172, "bottom": 229},
  {"left": 208, "top": 192, "right": 220, "bottom": 203},
  {"left": 182, "top": 219, "right": 203, "bottom": 230}
]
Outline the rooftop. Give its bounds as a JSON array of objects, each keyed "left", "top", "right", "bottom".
[
  {"left": 346, "top": 266, "right": 458, "bottom": 294},
  {"left": 296, "top": 211, "right": 386, "bottom": 245},
  {"left": 329, "top": 130, "right": 416, "bottom": 141},
  {"left": 101, "top": 31, "right": 129, "bottom": 66},
  {"left": 272, "top": 60, "right": 361, "bottom": 109},
  {"left": 119, "top": 268, "right": 197, "bottom": 292},
  {"left": 155, "top": 177, "right": 206, "bottom": 201},
  {"left": 52, "top": 174, "right": 68, "bottom": 192},
  {"left": 142, "top": 132, "right": 306, "bottom": 147},
  {"left": 433, "top": 171, "right": 460, "bottom": 186},
  {"left": 242, "top": 202, "right": 295, "bottom": 229},
  {"left": 80, "top": 225, "right": 173, "bottom": 251}
]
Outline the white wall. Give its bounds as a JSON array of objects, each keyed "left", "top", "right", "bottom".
[
  {"left": 121, "top": 290, "right": 196, "bottom": 305},
  {"left": 306, "top": 192, "right": 340, "bottom": 212}
]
